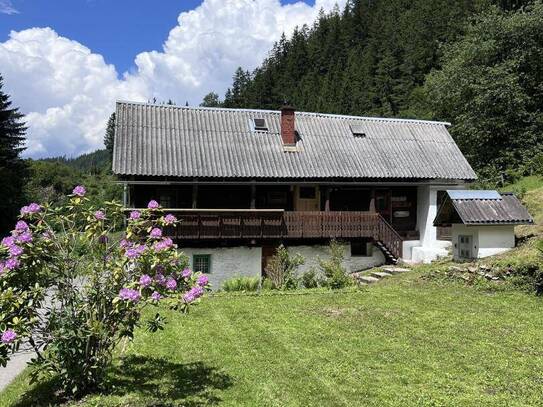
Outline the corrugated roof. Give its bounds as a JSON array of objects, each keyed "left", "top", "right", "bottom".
[
  {"left": 447, "top": 190, "right": 501, "bottom": 200},
  {"left": 112, "top": 101, "right": 477, "bottom": 180},
  {"left": 434, "top": 191, "right": 533, "bottom": 225}
]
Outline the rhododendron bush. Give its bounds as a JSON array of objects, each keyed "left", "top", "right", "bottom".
[{"left": 0, "top": 187, "right": 209, "bottom": 397}]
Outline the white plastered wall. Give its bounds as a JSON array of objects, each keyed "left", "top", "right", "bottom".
[
  {"left": 287, "top": 243, "right": 386, "bottom": 275},
  {"left": 180, "top": 246, "right": 262, "bottom": 291},
  {"left": 451, "top": 224, "right": 515, "bottom": 260},
  {"left": 404, "top": 185, "right": 452, "bottom": 263}
]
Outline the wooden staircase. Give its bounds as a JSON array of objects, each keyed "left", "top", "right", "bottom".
[
  {"left": 373, "top": 214, "right": 404, "bottom": 263},
  {"left": 374, "top": 240, "right": 399, "bottom": 264}
]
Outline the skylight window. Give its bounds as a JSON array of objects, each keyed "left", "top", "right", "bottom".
[
  {"left": 350, "top": 124, "right": 366, "bottom": 138},
  {"left": 253, "top": 118, "right": 268, "bottom": 131}
]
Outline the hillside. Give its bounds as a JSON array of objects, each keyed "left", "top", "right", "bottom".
[
  {"left": 211, "top": 0, "right": 543, "bottom": 183},
  {"left": 42, "top": 149, "right": 110, "bottom": 174},
  {"left": 25, "top": 149, "right": 120, "bottom": 205},
  {"left": 503, "top": 176, "right": 543, "bottom": 238}
]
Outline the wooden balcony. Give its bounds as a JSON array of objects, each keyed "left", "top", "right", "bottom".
[{"left": 154, "top": 209, "right": 403, "bottom": 260}]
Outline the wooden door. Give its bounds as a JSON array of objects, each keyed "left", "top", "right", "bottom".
[
  {"left": 375, "top": 189, "right": 391, "bottom": 222},
  {"left": 295, "top": 186, "right": 320, "bottom": 211},
  {"left": 458, "top": 235, "right": 473, "bottom": 259},
  {"left": 261, "top": 245, "right": 277, "bottom": 276}
]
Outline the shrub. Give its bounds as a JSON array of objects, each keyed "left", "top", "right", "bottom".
[
  {"left": 301, "top": 268, "right": 320, "bottom": 288},
  {"left": 264, "top": 245, "right": 304, "bottom": 289},
  {"left": 222, "top": 276, "right": 260, "bottom": 292},
  {"left": 319, "top": 240, "right": 353, "bottom": 289},
  {"left": 261, "top": 277, "right": 276, "bottom": 290},
  {"left": 0, "top": 187, "right": 210, "bottom": 398}
]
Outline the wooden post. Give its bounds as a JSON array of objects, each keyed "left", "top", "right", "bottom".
[
  {"left": 122, "top": 183, "right": 128, "bottom": 208},
  {"left": 369, "top": 189, "right": 376, "bottom": 213},
  {"left": 250, "top": 184, "right": 256, "bottom": 209},
  {"left": 324, "top": 187, "right": 331, "bottom": 212},
  {"left": 192, "top": 185, "right": 198, "bottom": 209}
]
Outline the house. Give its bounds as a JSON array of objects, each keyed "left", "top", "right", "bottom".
[
  {"left": 433, "top": 190, "right": 533, "bottom": 261},
  {"left": 112, "top": 101, "right": 477, "bottom": 287}
]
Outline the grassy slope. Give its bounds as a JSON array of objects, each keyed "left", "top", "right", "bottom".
[
  {"left": 503, "top": 175, "right": 543, "bottom": 238},
  {"left": 2, "top": 277, "right": 543, "bottom": 407}
]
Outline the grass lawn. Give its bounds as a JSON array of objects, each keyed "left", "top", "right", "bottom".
[{"left": 1, "top": 272, "right": 543, "bottom": 406}]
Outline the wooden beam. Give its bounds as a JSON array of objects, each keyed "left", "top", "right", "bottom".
[
  {"left": 324, "top": 187, "right": 331, "bottom": 212},
  {"left": 192, "top": 185, "right": 198, "bottom": 209}
]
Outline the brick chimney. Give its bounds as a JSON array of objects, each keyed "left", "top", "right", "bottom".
[{"left": 280, "top": 105, "right": 296, "bottom": 146}]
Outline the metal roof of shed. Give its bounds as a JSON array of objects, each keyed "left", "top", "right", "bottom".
[
  {"left": 434, "top": 191, "right": 533, "bottom": 225},
  {"left": 112, "top": 101, "right": 477, "bottom": 181}
]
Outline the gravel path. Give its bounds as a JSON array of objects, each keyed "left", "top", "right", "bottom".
[{"left": 0, "top": 349, "right": 34, "bottom": 392}]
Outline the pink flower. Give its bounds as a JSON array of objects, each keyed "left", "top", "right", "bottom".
[
  {"left": 183, "top": 286, "right": 204, "bottom": 303},
  {"left": 94, "top": 210, "right": 106, "bottom": 220},
  {"left": 155, "top": 273, "right": 166, "bottom": 286},
  {"left": 164, "top": 214, "right": 177, "bottom": 225},
  {"left": 15, "top": 221, "right": 29, "bottom": 232},
  {"left": 5, "top": 258, "right": 20, "bottom": 270},
  {"left": 150, "top": 228, "right": 162, "bottom": 239},
  {"left": 125, "top": 248, "right": 139, "bottom": 259},
  {"left": 153, "top": 237, "right": 173, "bottom": 253},
  {"left": 139, "top": 274, "right": 152, "bottom": 287},
  {"left": 16, "top": 232, "right": 32, "bottom": 244},
  {"left": 1, "top": 236, "right": 15, "bottom": 248},
  {"left": 197, "top": 275, "right": 209, "bottom": 287},
  {"left": 119, "top": 239, "right": 132, "bottom": 249},
  {"left": 9, "top": 245, "right": 23, "bottom": 257},
  {"left": 147, "top": 200, "right": 160, "bottom": 209},
  {"left": 118, "top": 288, "right": 141, "bottom": 302},
  {"left": 28, "top": 203, "right": 41, "bottom": 213},
  {"left": 166, "top": 278, "right": 177, "bottom": 291},
  {"left": 72, "top": 185, "right": 86, "bottom": 197},
  {"left": 129, "top": 210, "right": 141, "bottom": 220},
  {"left": 182, "top": 268, "right": 192, "bottom": 279},
  {"left": 20, "top": 203, "right": 41, "bottom": 216},
  {"left": 151, "top": 291, "right": 162, "bottom": 301},
  {"left": 1, "top": 329, "right": 17, "bottom": 344}
]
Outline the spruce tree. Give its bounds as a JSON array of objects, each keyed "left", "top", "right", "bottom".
[
  {"left": 104, "top": 112, "right": 115, "bottom": 158},
  {"left": 0, "top": 74, "right": 28, "bottom": 234},
  {"left": 200, "top": 92, "right": 222, "bottom": 107}
]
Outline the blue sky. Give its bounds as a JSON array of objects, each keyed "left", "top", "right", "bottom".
[
  {"left": 0, "top": 0, "right": 338, "bottom": 158},
  {"left": 1, "top": 1, "right": 204, "bottom": 74}
]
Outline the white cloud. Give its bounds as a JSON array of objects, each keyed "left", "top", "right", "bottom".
[
  {"left": 0, "top": 0, "right": 18, "bottom": 15},
  {"left": 0, "top": 28, "right": 147, "bottom": 157},
  {"left": 0, "top": 0, "right": 345, "bottom": 158}
]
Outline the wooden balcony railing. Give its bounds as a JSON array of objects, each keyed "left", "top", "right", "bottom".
[{"left": 144, "top": 209, "right": 404, "bottom": 260}]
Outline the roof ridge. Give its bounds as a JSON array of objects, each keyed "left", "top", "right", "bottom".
[{"left": 116, "top": 100, "right": 451, "bottom": 126}]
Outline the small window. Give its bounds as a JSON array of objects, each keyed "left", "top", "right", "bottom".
[
  {"left": 193, "top": 254, "right": 211, "bottom": 274},
  {"left": 350, "top": 124, "right": 366, "bottom": 138},
  {"left": 351, "top": 240, "right": 372, "bottom": 257},
  {"left": 253, "top": 118, "right": 268, "bottom": 131},
  {"left": 299, "top": 187, "right": 316, "bottom": 199}
]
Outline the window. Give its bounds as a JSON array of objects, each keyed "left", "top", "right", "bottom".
[
  {"left": 351, "top": 240, "right": 372, "bottom": 257},
  {"left": 299, "top": 186, "right": 316, "bottom": 199},
  {"left": 193, "top": 254, "right": 211, "bottom": 274},
  {"left": 253, "top": 118, "right": 268, "bottom": 131},
  {"left": 350, "top": 124, "right": 366, "bottom": 138},
  {"left": 376, "top": 196, "right": 387, "bottom": 211}
]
